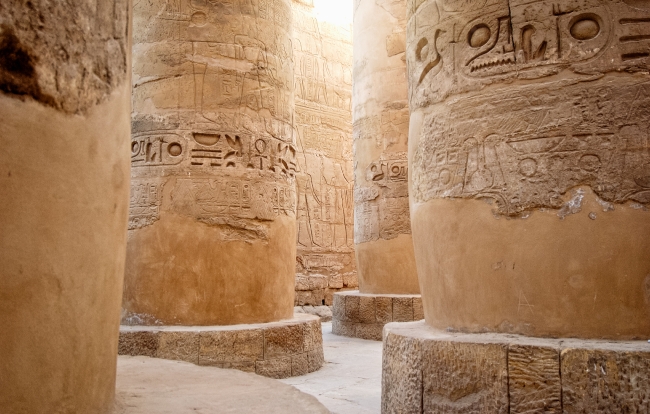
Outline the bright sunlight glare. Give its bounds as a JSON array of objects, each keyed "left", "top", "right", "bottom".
[{"left": 313, "top": 0, "right": 353, "bottom": 26}]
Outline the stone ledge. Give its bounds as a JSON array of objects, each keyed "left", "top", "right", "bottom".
[
  {"left": 332, "top": 291, "right": 423, "bottom": 341},
  {"left": 118, "top": 313, "right": 324, "bottom": 379},
  {"left": 382, "top": 321, "right": 650, "bottom": 414}
]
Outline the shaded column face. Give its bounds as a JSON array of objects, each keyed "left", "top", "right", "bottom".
[
  {"left": 408, "top": 0, "right": 650, "bottom": 338},
  {"left": 291, "top": 1, "right": 357, "bottom": 306},
  {"left": 0, "top": 0, "right": 131, "bottom": 412},
  {"left": 353, "top": 0, "right": 420, "bottom": 294},
  {"left": 125, "top": 0, "right": 297, "bottom": 326}
]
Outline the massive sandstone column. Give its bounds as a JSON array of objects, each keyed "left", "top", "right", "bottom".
[
  {"left": 120, "top": 0, "right": 325, "bottom": 379},
  {"left": 124, "top": 0, "right": 297, "bottom": 326},
  {"left": 0, "top": 1, "right": 131, "bottom": 413},
  {"left": 383, "top": 0, "right": 650, "bottom": 412},
  {"left": 332, "top": 0, "right": 422, "bottom": 341},
  {"left": 292, "top": 0, "right": 357, "bottom": 308}
]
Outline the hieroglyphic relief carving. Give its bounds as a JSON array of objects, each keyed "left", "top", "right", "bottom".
[
  {"left": 410, "top": 0, "right": 650, "bottom": 216},
  {"left": 292, "top": 1, "right": 357, "bottom": 305},
  {"left": 129, "top": 179, "right": 164, "bottom": 230},
  {"left": 130, "top": 0, "right": 297, "bottom": 238}
]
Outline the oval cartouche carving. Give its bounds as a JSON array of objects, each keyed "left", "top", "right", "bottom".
[
  {"left": 468, "top": 24, "right": 491, "bottom": 48},
  {"left": 570, "top": 17, "right": 600, "bottom": 41}
]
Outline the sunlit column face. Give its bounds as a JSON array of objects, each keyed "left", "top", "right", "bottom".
[{"left": 313, "top": 0, "right": 352, "bottom": 25}]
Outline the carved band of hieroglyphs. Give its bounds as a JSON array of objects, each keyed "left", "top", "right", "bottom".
[
  {"left": 411, "top": 82, "right": 650, "bottom": 215},
  {"left": 171, "top": 178, "right": 296, "bottom": 221},
  {"left": 367, "top": 159, "right": 408, "bottom": 183},
  {"left": 129, "top": 179, "right": 164, "bottom": 230},
  {"left": 131, "top": 134, "right": 185, "bottom": 167},
  {"left": 409, "top": 0, "right": 650, "bottom": 104}
]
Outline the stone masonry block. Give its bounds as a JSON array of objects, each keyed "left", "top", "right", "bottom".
[
  {"left": 291, "top": 353, "right": 309, "bottom": 377},
  {"left": 118, "top": 331, "right": 159, "bottom": 357},
  {"left": 307, "top": 348, "right": 325, "bottom": 373},
  {"left": 375, "top": 297, "right": 393, "bottom": 323},
  {"left": 356, "top": 324, "right": 383, "bottom": 341},
  {"left": 221, "top": 361, "right": 256, "bottom": 373},
  {"left": 382, "top": 331, "right": 423, "bottom": 414},
  {"left": 157, "top": 331, "right": 199, "bottom": 364},
  {"left": 198, "top": 329, "right": 264, "bottom": 366},
  {"left": 332, "top": 294, "right": 346, "bottom": 321},
  {"left": 561, "top": 347, "right": 650, "bottom": 413},
  {"left": 392, "top": 297, "right": 414, "bottom": 322},
  {"left": 422, "top": 340, "right": 509, "bottom": 413},
  {"left": 359, "top": 296, "right": 376, "bottom": 324},
  {"left": 345, "top": 295, "right": 360, "bottom": 321},
  {"left": 509, "top": 344, "right": 561, "bottom": 413},
  {"left": 332, "top": 320, "right": 356, "bottom": 337},
  {"left": 302, "top": 319, "right": 323, "bottom": 353},
  {"left": 264, "top": 324, "right": 304, "bottom": 359},
  {"left": 413, "top": 297, "right": 424, "bottom": 320},
  {"left": 256, "top": 357, "right": 293, "bottom": 379}
]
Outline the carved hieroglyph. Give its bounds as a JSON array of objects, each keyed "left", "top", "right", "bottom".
[
  {"left": 410, "top": 0, "right": 650, "bottom": 215},
  {"left": 408, "top": 0, "right": 650, "bottom": 338},
  {"left": 125, "top": 0, "right": 297, "bottom": 326},
  {"left": 353, "top": 0, "right": 419, "bottom": 294},
  {"left": 292, "top": 0, "right": 357, "bottom": 306}
]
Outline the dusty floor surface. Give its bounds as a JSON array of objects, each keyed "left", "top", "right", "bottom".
[
  {"left": 114, "top": 356, "right": 329, "bottom": 413},
  {"left": 280, "top": 322, "right": 383, "bottom": 414}
]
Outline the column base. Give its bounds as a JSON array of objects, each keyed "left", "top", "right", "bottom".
[
  {"left": 118, "top": 313, "right": 324, "bottom": 379},
  {"left": 332, "top": 291, "right": 423, "bottom": 341},
  {"left": 382, "top": 320, "right": 650, "bottom": 413}
]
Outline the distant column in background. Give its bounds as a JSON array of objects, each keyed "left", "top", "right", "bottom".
[
  {"left": 332, "top": 0, "right": 422, "bottom": 341},
  {"left": 291, "top": 0, "right": 358, "bottom": 307},
  {"left": 0, "top": 1, "right": 131, "bottom": 413},
  {"left": 125, "top": 0, "right": 297, "bottom": 326}
]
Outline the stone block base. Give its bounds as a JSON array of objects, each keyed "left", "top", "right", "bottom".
[
  {"left": 332, "top": 291, "right": 423, "bottom": 341},
  {"left": 382, "top": 321, "right": 650, "bottom": 413},
  {"left": 118, "top": 313, "right": 324, "bottom": 379}
]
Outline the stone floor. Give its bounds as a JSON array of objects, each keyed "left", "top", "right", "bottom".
[
  {"left": 115, "top": 356, "right": 329, "bottom": 413},
  {"left": 280, "top": 322, "right": 383, "bottom": 414},
  {"left": 115, "top": 322, "right": 383, "bottom": 414}
]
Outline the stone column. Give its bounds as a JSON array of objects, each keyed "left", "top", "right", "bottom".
[
  {"left": 383, "top": 0, "right": 650, "bottom": 412},
  {"left": 0, "top": 1, "right": 131, "bottom": 413},
  {"left": 291, "top": 0, "right": 357, "bottom": 308},
  {"left": 332, "top": 0, "right": 422, "bottom": 341},
  {"left": 125, "top": 0, "right": 297, "bottom": 326},
  {"left": 120, "top": 0, "right": 325, "bottom": 379}
]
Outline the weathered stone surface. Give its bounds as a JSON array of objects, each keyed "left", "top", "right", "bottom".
[
  {"left": 332, "top": 291, "right": 422, "bottom": 340},
  {"left": 413, "top": 297, "right": 424, "bottom": 320},
  {"left": 382, "top": 328, "right": 423, "bottom": 414},
  {"left": 118, "top": 315, "right": 323, "bottom": 379},
  {"left": 157, "top": 332, "right": 199, "bottom": 365},
  {"left": 256, "top": 357, "right": 293, "bottom": 379},
  {"left": 561, "top": 346, "right": 650, "bottom": 413},
  {"left": 118, "top": 331, "right": 159, "bottom": 358},
  {"left": 509, "top": 345, "right": 561, "bottom": 413},
  {"left": 199, "top": 329, "right": 264, "bottom": 366},
  {"left": 353, "top": 0, "right": 420, "bottom": 295},
  {"left": 409, "top": 0, "right": 650, "bottom": 339},
  {"left": 124, "top": 0, "right": 297, "bottom": 326},
  {"left": 382, "top": 322, "right": 650, "bottom": 414},
  {"left": 392, "top": 297, "right": 414, "bottom": 322},
  {"left": 422, "top": 340, "right": 509, "bottom": 413},
  {"left": 292, "top": 0, "right": 358, "bottom": 306}
]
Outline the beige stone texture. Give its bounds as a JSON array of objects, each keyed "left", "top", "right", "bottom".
[
  {"left": 413, "top": 297, "right": 424, "bottom": 320},
  {"left": 292, "top": 1, "right": 358, "bottom": 306},
  {"left": 0, "top": 2, "right": 131, "bottom": 412},
  {"left": 332, "top": 291, "right": 422, "bottom": 340},
  {"left": 353, "top": 0, "right": 420, "bottom": 295},
  {"left": 408, "top": 0, "right": 650, "bottom": 339},
  {"left": 118, "top": 314, "right": 324, "bottom": 379},
  {"left": 125, "top": 0, "right": 297, "bottom": 326},
  {"left": 383, "top": 321, "right": 650, "bottom": 414},
  {"left": 199, "top": 329, "right": 264, "bottom": 365}
]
